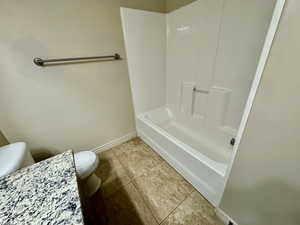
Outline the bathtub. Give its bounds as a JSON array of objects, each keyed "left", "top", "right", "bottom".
[{"left": 136, "top": 107, "right": 233, "bottom": 206}]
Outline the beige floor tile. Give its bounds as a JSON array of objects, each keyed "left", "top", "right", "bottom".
[
  {"left": 161, "top": 191, "right": 223, "bottom": 225},
  {"left": 103, "top": 183, "right": 158, "bottom": 225},
  {"left": 98, "top": 149, "right": 116, "bottom": 165},
  {"left": 95, "top": 153, "right": 131, "bottom": 198},
  {"left": 133, "top": 162, "right": 194, "bottom": 223},
  {"left": 112, "top": 137, "right": 143, "bottom": 157},
  {"left": 115, "top": 139, "right": 163, "bottom": 179},
  {"left": 113, "top": 138, "right": 162, "bottom": 157},
  {"left": 94, "top": 139, "right": 220, "bottom": 225}
]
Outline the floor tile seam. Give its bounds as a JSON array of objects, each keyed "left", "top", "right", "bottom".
[
  {"left": 106, "top": 146, "right": 194, "bottom": 197},
  {"left": 98, "top": 155, "right": 131, "bottom": 182},
  {"left": 98, "top": 150, "right": 134, "bottom": 200},
  {"left": 98, "top": 159, "right": 114, "bottom": 169},
  {"left": 102, "top": 178, "right": 134, "bottom": 201},
  {"left": 131, "top": 180, "right": 160, "bottom": 225},
  {"left": 115, "top": 147, "right": 167, "bottom": 182},
  {"left": 110, "top": 144, "right": 124, "bottom": 159},
  {"left": 110, "top": 147, "right": 134, "bottom": 180},
  {"left": 158, "top": 190, "right": 196, "bottom": 225},
  {"left": 131, "top": 158, "right": 167, "bottom": 182},
  {"left": 130, "top": 166, "right": 195, "bottom": 225}
]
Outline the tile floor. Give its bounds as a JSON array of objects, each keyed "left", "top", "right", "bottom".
[{"left": 89, "top": 138, "right": 223, "bottom": 225}]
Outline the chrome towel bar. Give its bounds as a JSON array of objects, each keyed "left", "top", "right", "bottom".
[{"left": 33, "top": 53, "right": 121, "bottom": 66}]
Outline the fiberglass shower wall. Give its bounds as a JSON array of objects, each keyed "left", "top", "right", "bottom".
[
  {"left": 122, "top": 0, "right": 276, "bottom": 134},
  {"left": 166, "top": 0, "right": 276, "bottom": 135},
  {"left": 120, "top": 8, "right": 166, "bottom": 118}
]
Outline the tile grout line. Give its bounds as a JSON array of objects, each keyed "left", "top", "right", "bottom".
[
  {"left": 104, "top": 140, "right": 161, "bottom": 198},
  {"left": 99, "top": 139, "right": 221, "bottom": 224},
  {"left": 110, "top": 139, "right": 166, "bottom": 182},
  {"left": 110, "top": 140, "right": 168, "bottom": 224},
  {"left": 116, "top": 139, "right": 194, "bottom": 224},
  {"left": 97, "top": 142, "right": 135, "bottom": 199},
  {"left": 109, "top": 141, "right": 162, "bottom": 225},
  {"left": 96, "top": 159, "right": 134, "bottom": 200},
  {"left": 111, "top": 146, "right": 139, "bottom": 181},
  {"left": 131, "top": 180, "right": 161, "bottom": 225},
  {"left": 129, "top": 159, "right": 173, "bottom": 225},
  {"left": 139, "top": 139, "right": 204, "bottom": 221},
  {"left": 159, "top": 190, "right": 196, "bottom": 225},
  {"left": 106, "top": 139, "right": 195, "bottom": 225},
  {"left": 109, "top": 142, "right": 133, "bottom": 179}
]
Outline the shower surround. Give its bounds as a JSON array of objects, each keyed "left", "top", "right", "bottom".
[{"left": 121, "top": 0, "right": 275, "bottom": 205}]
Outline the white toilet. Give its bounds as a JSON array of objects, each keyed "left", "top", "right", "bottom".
[
  {"left": 0, "top": 142, "right": 35, "bottom": 177},
  {"left": 74, "top": 151, "right": 101, "bottom": 197}
]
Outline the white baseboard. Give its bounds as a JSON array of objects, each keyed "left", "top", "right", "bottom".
[
  {"left": 90, "top": 131, "right": 137, "bottom": 154},
  {"left": 215, "top": 208, "right": 237, "bottom": 225}
]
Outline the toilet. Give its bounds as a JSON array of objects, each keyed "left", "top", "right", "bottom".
[
  {"left": 0, "top": 142, "right": 35, "bottom": 177},
  {"left": 74, "top": 151, "right": 101, "bottom": 197}
]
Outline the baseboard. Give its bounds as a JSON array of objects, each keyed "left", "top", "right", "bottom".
[
  {"left": 215, "top": 208, "right": 238, "bottom": 225},
  {"left": 90, "top": 131, "right": 137, "bottom": 154}
]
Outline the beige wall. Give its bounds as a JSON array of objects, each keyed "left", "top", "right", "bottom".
[
  {"left": 220, "top": 1, "right": 300, "bottom": 225},
  {"left": 166, "top": 0, "right": 196, "bottom": 12},
  {"left": 0, "top": 0, "right": 165, "bottom": 155},
  {"left": 0, "top": 130, "right": 8, "bottom": 147}
]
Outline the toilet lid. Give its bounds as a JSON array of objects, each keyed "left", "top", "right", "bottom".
[{"left": 74, "top": 151, "right": 99, "bottom": 179}]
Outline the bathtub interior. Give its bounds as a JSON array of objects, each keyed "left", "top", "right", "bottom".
[
  {"left": 139, "top": 93, "right": 238, "bottom": 181},
  {"left": 143, "top": 107, "right": 233, "bottom": 166}
]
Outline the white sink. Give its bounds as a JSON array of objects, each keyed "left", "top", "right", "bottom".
[{"left": 0, "top": 142, "right": 35, "bottom": 177}]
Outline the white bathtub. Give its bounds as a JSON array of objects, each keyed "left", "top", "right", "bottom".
[{"left": 136, "top": 107, "right": 233, "bottom": 206}]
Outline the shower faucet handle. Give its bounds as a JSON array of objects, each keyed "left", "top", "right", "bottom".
[{"left": 230, "top": 138, "right": 236, "bottom": 146}]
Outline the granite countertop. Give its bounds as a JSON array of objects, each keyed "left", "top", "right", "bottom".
[{"left": 0, "top": 150, "right": 84, "bottom": 225}]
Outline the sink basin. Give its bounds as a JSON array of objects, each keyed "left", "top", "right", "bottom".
[{"left": 0, "top": 142, "right": 35, "bottom": 177}]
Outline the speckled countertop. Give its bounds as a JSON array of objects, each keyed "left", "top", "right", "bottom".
[{"left": 0, "top": 150, "right": 84, "bottom": 225}]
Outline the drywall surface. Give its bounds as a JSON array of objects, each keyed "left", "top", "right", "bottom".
[
  {"left": 220, "top": 1, "right": 300, "bottom": 224},
  {"left": 166, "top": 0, "right": 196, "bottom": 12},
  {"left": 0, "top": 0, "right": 165, "bottom": 155},
  {"left": 0, "top": 130, "right": 8, "bottom": 147},
  {"left": 121, "top": 8, "right": 166, "bottom": 117}
]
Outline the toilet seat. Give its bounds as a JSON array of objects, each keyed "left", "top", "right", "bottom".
[{"left": 74, "top": 151, "right": 99, "bottom": 179}]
